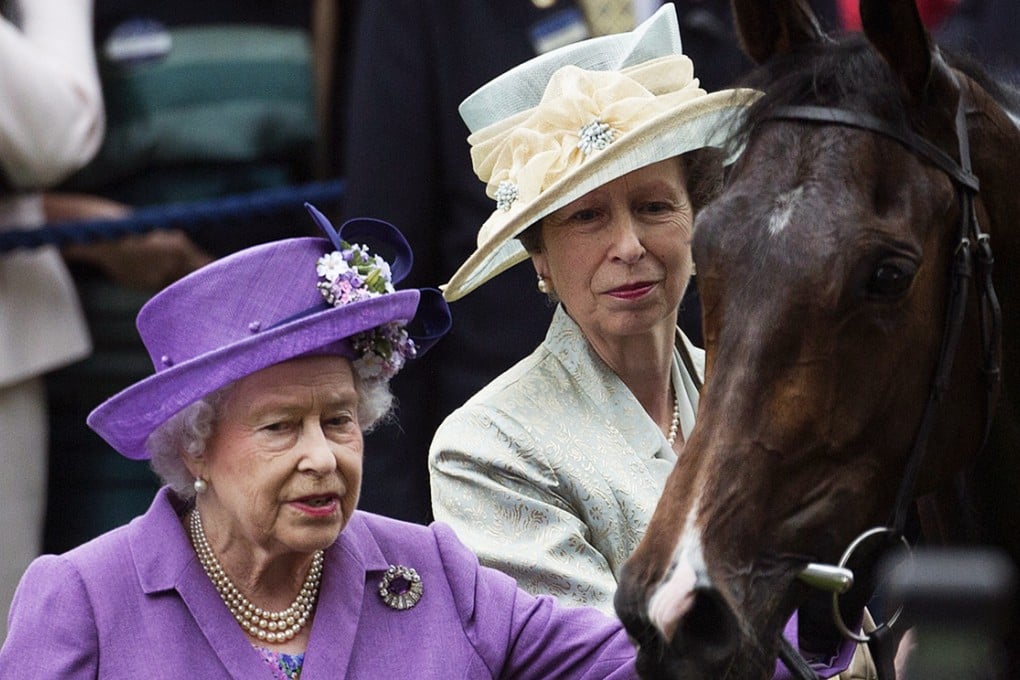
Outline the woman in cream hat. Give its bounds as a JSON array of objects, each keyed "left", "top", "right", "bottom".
[
  {"left": 431, "top": 3, "right": 755, "bottom": 613},
  {"left": 0, "top": 205, "right": 639, "bottom": 679},
  {"left": 429, "top": 8, "right": 874, "bottom": 678}
]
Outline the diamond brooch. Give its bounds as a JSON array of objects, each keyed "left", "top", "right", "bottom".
[
  {"left": 378, "top": 564, "right": 423, "bottom": 610},
  {"left": 577, "top": 119, "right": 617, "bottom": 155},
  {"left": 494, "top": 180, "right": 519, "bottom": 212}
]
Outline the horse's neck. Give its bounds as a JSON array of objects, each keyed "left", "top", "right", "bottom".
[
  {"left": 984, "top": 395, "right": 1020, "bottom": 557},
  {"left": 927, "top": 90, "right": 1020, "bottom": 549},
  {"left": 915, "top": 487, "right": 973, "bottom": 545},
  {"left": 917, "top": 400, "right": 1018, "bottom": 550}
]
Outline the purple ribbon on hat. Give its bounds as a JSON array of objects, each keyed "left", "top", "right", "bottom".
[{"left": 305, "top": 203, "right": 413, "bottom": 285}]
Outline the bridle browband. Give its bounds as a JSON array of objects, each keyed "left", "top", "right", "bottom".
[{"left": 758, "top": 77, "right": 1003, "bottom": 679}]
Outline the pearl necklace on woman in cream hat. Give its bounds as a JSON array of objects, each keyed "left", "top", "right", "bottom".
[{"left": 667, "top": 389, "right": 681, "bottom": 446}]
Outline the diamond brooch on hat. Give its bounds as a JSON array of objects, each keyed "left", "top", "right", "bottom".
[
  {"left": 495, "top": 180, "right": 519, "bottom": 212},
  {"left": 577, "top": 119, "right": 617, "bottom": 155}
]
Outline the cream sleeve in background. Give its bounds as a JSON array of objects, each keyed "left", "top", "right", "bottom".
[{"left": 0, "top": 0, "right": 104, "bottom": 189}]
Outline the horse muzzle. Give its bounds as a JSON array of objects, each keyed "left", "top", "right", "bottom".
[{"left": 617, "top": 567, "right": 774, "bottom": 680}]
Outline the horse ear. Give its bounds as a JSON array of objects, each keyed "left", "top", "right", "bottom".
[
  {"left": 860, "top": 0, "right": 934, "bottom": 99},
  {"left": 731, "top": 0, "right": 827, "bottom": 64}
]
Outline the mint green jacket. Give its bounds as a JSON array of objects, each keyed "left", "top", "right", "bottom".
[{"left": 429, "top": 306, "right": 702, "bottom": 614}]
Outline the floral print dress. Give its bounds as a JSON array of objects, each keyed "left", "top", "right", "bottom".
[{"left": 256, "top": 647, "right": 304, "bottom": 679}]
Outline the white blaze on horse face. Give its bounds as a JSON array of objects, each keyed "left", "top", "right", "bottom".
[
  {"left": 647, "top": 493, "right": 706, "bottom": 640},
  {"left": 767, "top": 185, "right": 806, "bottom": 237}
]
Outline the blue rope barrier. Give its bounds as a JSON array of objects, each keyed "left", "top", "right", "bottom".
[{"left": 0, "top": 179, "right": 345, "bottom": 254}]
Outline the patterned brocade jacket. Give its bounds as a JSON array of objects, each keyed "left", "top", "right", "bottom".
[{"left": 429, "top": 305, "right": 703, "bottom": 614}]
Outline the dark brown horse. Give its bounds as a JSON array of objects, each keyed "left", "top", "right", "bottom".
[{"left": 615, "top": 0, "right": 1019, "bottom": 677}]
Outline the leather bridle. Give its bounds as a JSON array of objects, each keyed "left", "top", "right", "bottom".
[{"left": 755, "top": 75, "right": 1003, "bottom": 679}]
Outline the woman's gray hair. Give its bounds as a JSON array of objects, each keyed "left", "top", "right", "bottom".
[{"left": 147, "top": 368, "right": 395, "bottom": 501}]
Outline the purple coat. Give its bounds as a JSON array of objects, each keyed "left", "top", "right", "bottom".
[{"left": 1, "top": 488, "right": 636, "bottom": 679}]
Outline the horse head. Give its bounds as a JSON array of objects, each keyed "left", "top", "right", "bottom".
[{"left": 615, "top": 0, "right": 1020, "bottom": 677}]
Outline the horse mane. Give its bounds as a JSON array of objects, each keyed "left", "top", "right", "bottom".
[
  {"left": 729, "top": 32, "right": 1020, "bottom": 147},
  {"left": 944, "top": 48, "right": 1020, "bottom": 114},
  {"left": 733, "top": 35, "right": 906, "bottom": 139}
]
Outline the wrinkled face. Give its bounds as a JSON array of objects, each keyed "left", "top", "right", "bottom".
[
  {"left": 532, "top": 158, "right": 694, "bottom": 347},
  {"left": 188, "top": 355, "right": 363, "bottom": 559}
]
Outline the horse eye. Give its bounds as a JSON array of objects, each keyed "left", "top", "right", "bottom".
[{"left": 867, "top": 261, "right": 915, "bottom": 299}]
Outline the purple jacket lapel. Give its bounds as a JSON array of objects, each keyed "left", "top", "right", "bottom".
[
  {"left": 128, "top": 489, "right": 288, "bottom": 678},
  {"left": 302, "top": 514, "right": 390, "bottom": 676}
]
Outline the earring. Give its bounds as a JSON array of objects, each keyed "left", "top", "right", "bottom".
[
  {"left": 537, "top": 275, "right": 549, "bottom": 294},
  {"left": 193, "top": 477, "right": 208, "bottom": 494}
]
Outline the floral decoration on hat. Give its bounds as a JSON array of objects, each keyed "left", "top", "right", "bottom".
[
  {"left": 494, "top": 180, "right": 519, "bottom": 212},
  {"left": 473, "top": 58, "right": 703, "bottom": 216},
  {"left": 314, "top": 227, "right": 417, "bottom": 381},
  {"left": 577, "top": 119, "right": 618, "bottom": 155}
]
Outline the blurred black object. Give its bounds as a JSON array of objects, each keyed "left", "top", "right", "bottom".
[{"left": 882, "top": 548, "right": 1017, "bottom": 680}]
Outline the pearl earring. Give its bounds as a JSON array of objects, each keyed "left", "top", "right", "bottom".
[
  {"left": 193, "top": 477, "right": 208, "bottom": 494},
  {"left": 537, "top": 275, "right": 549, "bottom": 294}
]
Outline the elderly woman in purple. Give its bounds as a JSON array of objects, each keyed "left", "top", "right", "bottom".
[{"left": 0, "top": 205, "right": 636, "bottom": 679}]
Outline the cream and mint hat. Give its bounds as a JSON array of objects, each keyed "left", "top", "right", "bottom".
[{"left": 441, "top": 4, "right": 760, "bottom": 301}]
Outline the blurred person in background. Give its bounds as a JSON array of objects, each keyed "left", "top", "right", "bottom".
[
  {"left": 0, "top": 0, "right": 104, "bottom": 637},
  {"left": 933, "top": 0, "right": 1020, "bottom": 82}
]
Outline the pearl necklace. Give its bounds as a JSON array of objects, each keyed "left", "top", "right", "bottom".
[
  {"left": 187, "top": 510, "right": 323, "bottom": 644},
  {"left": 666, "top": 390, "right": 681, "bottom": 446}
]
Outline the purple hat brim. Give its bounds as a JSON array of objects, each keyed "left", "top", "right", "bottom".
[{"left": 86, "top": 290, "right": 420, "bottom": 460}]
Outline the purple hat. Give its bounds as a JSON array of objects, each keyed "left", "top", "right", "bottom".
[{"left": 87, "top": 204, "right": 452, "bottom": 460}]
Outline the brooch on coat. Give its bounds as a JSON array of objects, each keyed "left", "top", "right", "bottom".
[{"left": 378, "top": 564, "right": 423, "bottom": 610}]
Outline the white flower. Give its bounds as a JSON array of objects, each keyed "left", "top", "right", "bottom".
[
  {"left": 373, "top": 255, "right": 393, "bottom": 282},
  {"left": 349, "top": 243, "right": 371, "bottom": 260},
  {"left": 316, "top": 251, "right": 351, "bottom": 283},
  {"left": 577, "top": 119, "right": 617, "bottom": 155},
  {"left": 495, "top": 180, "right": 519, "bottom": 211}
]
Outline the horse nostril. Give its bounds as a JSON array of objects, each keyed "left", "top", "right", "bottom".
[
  {"left": 615, "top": 584, "right": 659, "bottom": 650},
  {"left": 672, "top": 586, "right": 743, "bottom": 667},
  {"left": 628, "top": 586, "right": 747, "bottom": 679}
]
